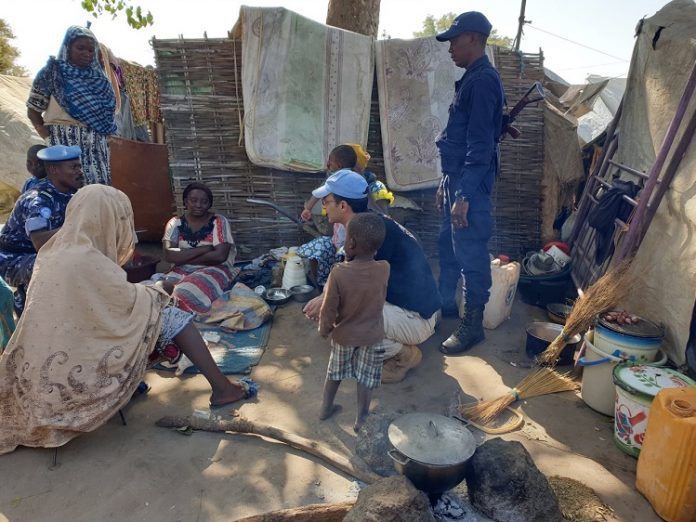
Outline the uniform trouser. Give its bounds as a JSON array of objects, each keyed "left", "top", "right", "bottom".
[{"left": 437, "top": 176, "right": 492, "bottom": 309}]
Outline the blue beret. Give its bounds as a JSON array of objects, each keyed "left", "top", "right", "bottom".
[
  {"left": 37, "top": 145, "right": 81, "bottom": 162},
  {"left": 436, "top": 12, "right": 492, "bottom": 41}
]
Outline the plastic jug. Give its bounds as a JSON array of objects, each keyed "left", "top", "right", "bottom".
[
  {"left": 483, "top": 258, "right": 521, "bottom": 329},
  {"left": 281, "top": 251, "right": 307, "bottom": 289},
  {"left": 636, "top": 388, "right": 696, "bottom": 522}
]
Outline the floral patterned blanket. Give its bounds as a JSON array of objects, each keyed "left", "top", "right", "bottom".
[
  {"left": 375, "top": 39, "right": 495, "bottom": 191},
  {"left": 235, "top": 6, "right": 374, "bottom": 172}
]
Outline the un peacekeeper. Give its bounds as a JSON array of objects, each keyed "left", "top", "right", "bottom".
[
  {"left": 0, "top": 145, "right": 84, "bottom": 314},
  {"left": 434, "top": 12, "right": 505, "bottom": 355}
]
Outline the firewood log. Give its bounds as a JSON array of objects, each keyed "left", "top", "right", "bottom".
[{"left": 156, "top": 415, "right": 379, "bottom": 484}]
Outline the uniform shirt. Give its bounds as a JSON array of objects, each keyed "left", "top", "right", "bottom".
[
  {"left": 0, "top": 179, "right": 74, "bottom": 254},
  {"left": 375, "top": 214, "right": 441, "bottom": 319},
  {"left": 436, "top": 55, "right": 504, "bottom": 210},
  {"left": 319, "top": 259, "right": 390, "bottom": 346}
]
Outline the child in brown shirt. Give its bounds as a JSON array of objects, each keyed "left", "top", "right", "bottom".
[{"left": 319, "top": 212, "right": 390, "bottom": 432}]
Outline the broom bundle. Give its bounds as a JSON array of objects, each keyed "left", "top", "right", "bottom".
[
  {"left": 460, "top": 368, "right": 578, "bottom": 425},
  {"left": 537, "top": 260, "right": 634, "bottom": 365}
]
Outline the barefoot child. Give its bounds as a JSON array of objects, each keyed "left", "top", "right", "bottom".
[{"left": 318, "top": 212, "right": 389, "bottom": 432}]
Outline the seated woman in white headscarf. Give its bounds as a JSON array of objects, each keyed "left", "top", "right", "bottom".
[{"left": 0, "top": 185, "right": 256, "bottom": 455}]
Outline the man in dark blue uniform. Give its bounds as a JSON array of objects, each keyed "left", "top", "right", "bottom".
[
  {"left": 0, "top": 145, "right": 83, "bottom": 314},
  {"left": 435, "top": 12, "right": 504, "bottom": 355}
]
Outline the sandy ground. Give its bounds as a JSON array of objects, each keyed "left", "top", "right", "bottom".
[{"left": 0, "top": 279, "right": 661, "bottom": 521}]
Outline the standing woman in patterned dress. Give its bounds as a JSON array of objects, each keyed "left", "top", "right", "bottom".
[{"left": 26, "top": 26, "right": 116, "bottom": 185}]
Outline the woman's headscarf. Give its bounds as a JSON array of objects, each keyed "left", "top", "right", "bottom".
[
  {"left": 0, "top": 185, "right": 168, "bottom": 454},
  {"left": 33, "top": 26, "right": 117, "bottom": 135}
]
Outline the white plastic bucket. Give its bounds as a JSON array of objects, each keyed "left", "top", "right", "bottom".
[
  {"left": 594, "top": 320, "right": 663, "bottom": 363},
  {"left": 579, "top": 331, "right": 667, "bottom": 416}
]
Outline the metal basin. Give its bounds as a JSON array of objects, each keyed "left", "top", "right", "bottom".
[
  {"left": 546, "top": 302, "right": 573, "bottom": 324},
  {"left": 526, "top": 321, "right": 582, "bottom": 365},
  {"left": 290, "top": 284, "right": 316, "bottom": 303},
  {"left": 263, "top": 287, "right": 292, "bottom": 305}
]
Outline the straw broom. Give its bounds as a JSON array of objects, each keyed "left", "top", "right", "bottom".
[
  {"left": 537, "top": 260, "right": 634, "bottom": 365},
  {"left": 460, "top": 368, "right": 578, "bottom": 425}
]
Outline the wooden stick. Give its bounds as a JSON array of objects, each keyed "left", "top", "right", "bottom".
[
  {"left": 233, "top": 501, "right": 354, "bottom": 522},
  {"left": 156, "top": 415, "right": 380, "bottom": 484}
]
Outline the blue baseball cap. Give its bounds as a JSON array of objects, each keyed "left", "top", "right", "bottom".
[
  {"left": 37, "top": 145, "right": 81, "bottom": 162},
  {"left": 312, "top": 169, "right": 368, "bottom": 200},
  {"left": 436, "top": 12, "right": 492, "bottom": 41}
]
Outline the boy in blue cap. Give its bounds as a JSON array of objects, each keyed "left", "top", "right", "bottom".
[
  {"left": 0, "top": 145, "right": 84, "bottom": 314},
  {"left": 435, "top": 12, "right": 505, "bottom": 355}
]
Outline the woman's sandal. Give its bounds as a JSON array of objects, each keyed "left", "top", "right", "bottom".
[{"left": 209, "top": 377, "right": 258, "bottom": 409}]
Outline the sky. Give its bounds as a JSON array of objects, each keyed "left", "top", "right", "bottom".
[{"left": 3, "top": 0, "right": 671, "bottom": 84}]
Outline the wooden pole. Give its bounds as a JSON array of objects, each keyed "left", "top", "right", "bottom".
[
  {"left": 156, "top": 415, "right": 380, "bottom": 484},
  {"left": 234, "top": 501, "right": 354, "bottom": 522},
  {"left": 513, "top": 0, "right": 528, "bottom": 52}
]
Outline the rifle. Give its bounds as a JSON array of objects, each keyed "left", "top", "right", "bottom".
[{"left": 500, "top": 81, "right": 545, "bottom": 140}]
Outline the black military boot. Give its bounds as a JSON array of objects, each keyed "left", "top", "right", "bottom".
[{"left": 439, "top": 305, "right": 485, "bottom": 355}]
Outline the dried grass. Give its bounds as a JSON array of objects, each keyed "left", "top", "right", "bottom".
[
  {"left": 549, "top": 476, "right": 614, "bottom": 522},
  {"left": 459, "top": 368, "right": 578, "bottom": 424},
  {"left": 538, "top": 260, "right": 634, "bottom": 364}
]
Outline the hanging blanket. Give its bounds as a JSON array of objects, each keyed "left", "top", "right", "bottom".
[
  {"left": 375, "top": 39, "right": 495, "bottom": 191},
  {"left": 234, "top": 6, "right": 374, "bottom": 171}
]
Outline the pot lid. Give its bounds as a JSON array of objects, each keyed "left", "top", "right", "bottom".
[
  {"left": 387, "top": 413, "right": 476, "bottom": 466},
  {"left": 598, "top": 314, "right": 663, "bottom": 339},
  {"left": 613, "top": 364, "right": 696, "bottom": 399}
]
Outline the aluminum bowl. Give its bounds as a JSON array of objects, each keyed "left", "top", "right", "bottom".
[
  {"left": 290, "top": 284, "right": 316, "bottom": 303},
  {"left": 264, "top": 287, "right": 292, "bottom": 305},
  {"left": 546, "top": 302, "right": 573, "bottom": 324}
]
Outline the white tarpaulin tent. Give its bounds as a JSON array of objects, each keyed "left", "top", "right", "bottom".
[
  {"left": 618, "top": 0, "right": 696, "bottom": 365},
  {"left": 0, "top": 74, "right": 42, "bottom": 191}
]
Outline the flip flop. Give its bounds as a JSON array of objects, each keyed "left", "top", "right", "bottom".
[
  {"left": 209, "top": 377, "right": 258, "bottom": 409},
  {"left": 131, "top": 381, "right": 151, "bottom": 399}
]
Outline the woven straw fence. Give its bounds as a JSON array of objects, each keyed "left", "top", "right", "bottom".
[{"left": 153, "top": 38, "right": 543, "bottom": 260}]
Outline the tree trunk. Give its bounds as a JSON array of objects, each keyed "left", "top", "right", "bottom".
[{"left": 326, "top": 0, "right": 381, "bottom": 37}]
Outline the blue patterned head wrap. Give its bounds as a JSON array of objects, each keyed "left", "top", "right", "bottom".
[{"left": 34, "top": 26, "right": 116, "bottom": 135}]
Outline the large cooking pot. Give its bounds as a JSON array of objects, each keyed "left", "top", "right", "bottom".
[{"left": 387, "top": 412, "right": 476, "bottom": 494}]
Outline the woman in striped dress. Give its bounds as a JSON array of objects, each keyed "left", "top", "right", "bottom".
[{"left": 162, "top": 182, "right": 240, "bottom": 315}]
